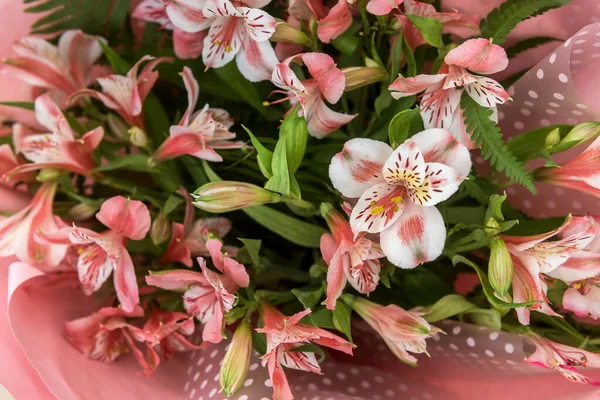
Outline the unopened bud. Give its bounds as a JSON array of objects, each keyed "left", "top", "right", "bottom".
[
  {"left": 128, "top": 126, "right": 150, "bottom": 149},
  {"left": 37, "top": 168, "right": 62, "bottom": 182},
  {"left": 150, "top": 213, "right": 171, "bottom": 245},
  {"left": 68, "top": 202, "right": 99, "bottom": 221},
  {"left": 484, "top": 218, "right": 501, "bottom": 238},
  {"left": 191, "top": 181, "right": 281, "bottom": 213},
  {"left": 488, "top": 237, "right": 513, "bottom": 297},
  {"left": 544, "top": 127, "right": 561, "bottom": 149},
  {"left": 342, "top": 66, "right": 387, "bottom": 92},
  {"left": 559, "top": 122, "right": 600, "bottom": 148},
  {"left": 270, "top": 20, "right": 311, "bottom": 46},
  {"left": 220, "top": 321, "right": 252, "bottom": 397},
  {"left": 107, "top": 114, "right": 129, "bottom": 141}
]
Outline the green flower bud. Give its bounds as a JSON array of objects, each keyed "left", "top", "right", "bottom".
[
  {"left": 192, "top": 181, "right": 281, "bottom": 213},
  {"left": 488, "top": 236, "right": 513, "bottom": 297},
  {"left": 150, "top": 213, "right": 171, "bottom": 245},
  {"left": 342, "top": 66, "right": 387, "bottom": 91},
  {"left": 220, "top": 321, "right": 252, "bottom": 397},
  {"left": 128, "top": 126, "right": 150, "bottom": 149},
  {"left": 270, "top": 20, "right": 311, "bottom": 46}
]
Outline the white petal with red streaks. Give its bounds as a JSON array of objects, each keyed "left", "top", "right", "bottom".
[
  {"left": 380, "top": 201, "right": 446, "bottom": 269},
  {"left": 203, "top": 0, "right": 241, "bottom": 18},
  {"left": 167, "top": 0, "right": 212, "bottom": 32},
  {"left": 464, "top": 76, "right": 511, "bottom": 108},
  {"left": 77, "top": 244, "right": 116, "bottom": 295},
  {"left": 305, "top": 98, "right": 356, "bottom": 139},
  {"left": 407, "top": 162, "right": 462, "bottom": 206},
  {"left": 202, "top": 18, "right": 243, "bottom": 68},
  {"left": 236, "top": 37, "right": 278, "bottom": 82},
  {"left": 382, "top": 140, "right": 426, "bottom": 188},
  {"left": 350, "top": 182, "right": 405, "bottom": 234},
  {"left": 407, "top": 128, "right": 472, "bottom": 176},
  {"left": 329, "top": 138, "right": 392, "bottom": 198},
  {"left": 239, "top": 7, "right": 276, "bottom": 42},
  {"left": 420, "top": 85, "right": 462, "bottom": 133}
]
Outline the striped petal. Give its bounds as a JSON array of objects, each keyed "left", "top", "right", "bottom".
[
  {"left": 407, "top": 128, "right": 472, "bottom": 176},
  {"left": 240, "top": 7, "right": 277, "bottom": 42},
  {"left": 464, "top": 76, "right": 511, "bottom": 108},
  {"left": 202, "top": 17, "right": 243, "bottom": 68},
  {"left": 407, "top": 162, "right": 463, "bottom": 207},
  {"left": 382, "top": 140, "right": 426, "bottom": 188},
  {"left": 350, "top": 182, "right": 405, "bottom": 234}
]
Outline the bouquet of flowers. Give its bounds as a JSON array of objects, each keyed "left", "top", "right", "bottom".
[{"left": 1, "top": 0, "right": 600, "bottom": 398}]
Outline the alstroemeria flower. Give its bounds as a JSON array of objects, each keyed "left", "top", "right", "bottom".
[
  {"left": 287, "top": 0, "right": 353, "bottom": 43},
  {"left": 47, "top": 196, "right": 151, "bottom": 312},
  {"left": 65, "top": 306, "right": 145, "bottom": 363},
  {"left": 271, "top": 52, "right": 356, "bottom": 138},
  {"left": 349, "top": 296, "right": 440, "bottom": 366},
  {"left": 151, "top": 67, "right": 243, "bottom": 164},
  {"left": 502, "top": 215, "right": 598, "bottom": 325},
  {"left": 1, "top": 30, "right": 106, "bottom": 102},
  {"left": 389, "top": 38, "right": 510, "bottom": 148},
  {"left": 536, "top": 135, "right": 600, "bottom": 199},
  {"left": 132, "top": 0, "right": 207, "bottom": 59},
  {"left": 393, "top": 0, "right": 480, "bottom": 47},
  {"left": 0, "top": 182, "right": 68, "bottom": 267},
  {"left": 0, "top": 144, "right": 34, "bottom": 213},
  {"left": 329, "top": 128, "right": 471, "bottom": 268},
  {"left": 256, "top": 302, "right": 354, "bottom": 400},
  {"left": 9, "top": 94, "right": 103, "bottom": 177},
  {"left": 525, "top": 333, "right": 600, "bottom": 385},
  {"left": 563, "top": 279, "right": 600, "bottom": 320},
  {"left": 320, "top": 203, "right": 384, "bottom": 309},
  {"left": 146, "top": 258, "right": 240, "bottom": 343},
  {"left": 72, "top": 56, "right": 171, "bottom": 128}
]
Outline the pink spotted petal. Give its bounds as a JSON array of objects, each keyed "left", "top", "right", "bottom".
[
  {"left": 271, "top": 61, "right": 308, "bottom": 100},
  {"left": 407, "top": 162, "right": 463, "bottom": 207},
  {"left": 77, "top": 244, "right": 116, "bottom": 295},
  {"left": 382, "top": 140, "right": 426, "bottom": 188},
  {"left": 279, "top": 343, "right": 321, "bottom": 373},
  {"left": 407, "top": 128, "right": 472, "bottom": 176},
  {"left": 236, "top": 36, "right": 279, "bottom": 82},
  {"left": 444, "top": 38, "right": 508, "bottom": 75},
  {"left": 203, "top": 0, "right": 242, "bottom": 18},
  {"left": 350, "top": 182, "right": 406, "bottom": 234},
  {"left": 152, "top": 131, "right": 207, "bottom": 163},
  {"left": 316, "top": 0, "right": 352, "bottom": 43},
  {"left": 366, "top": 0, "right": 403, "bottom": 16},
  {"left": 329, "top": 138, "right": 392, "bottom": 198},
  {"left": 389, "top": 73, "right": 446, "bottom": 99},
  {"left": 563, "top": 284, "right": 600, "bottom": 320},
  {"left": 464, "top": 76, "right": 511, "bottom": 108},
  {"left": 160, "top": 223, "right": 193, "bottom": 267},
  {"left": 302, "top": 52, "right": 345, "bottom": 104},
  {"left": 167, "top": 0, "right": 212, "bottom": 32},
  {"left": 380, "top": 200, "right": 446, "bottom": 269},
  {"left": 345, "top": 257, "right": 381, "bottom": 295},
  {"left": 113, "top": 247, "right": 140, "bottom": 312},
  {"left": 239, "top": 7, "right": 277, "bottom": 42},
  {"left": 421, "top": 84, "right": 463, "bottom": 132},
  {"left": 306, "top": 98, "right": 356, "bottom": 139},
  {"left": 96, "top": 196, "right": 151, "bottom": 240}
]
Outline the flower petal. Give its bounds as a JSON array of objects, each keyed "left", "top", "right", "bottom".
[
  {"left": 236, "top": 37, "right": 279, "bottom": 82},
  {"left": 366, "top": 0, "right": 403, "bottom": 15},
  {"left": 58, "top": 30, "right": 105, "bottom": 89},
  {"left": 382, "top": 140, "right": 426, "bottom": 188},
  {"left": 302, "top": 52, "right": 345, "bottom": 104},
  {"left": 113, "top": 247, "right": 140, "bottom": 312},
  {"left": 174, "top": 29, "right": 206, "bottom": 60},
  {"left": 407, "top": 162, "right": 463, "bottom": 206},
  {"left": 444, "top": 38, "right": 508, "bottom": 75},
  {"left": 389, "top": 73, "right": 446, "bottom": 99},
  {"left": 203, "top": 0, "right": 242, "bottom": 18},
  {"left": 132, "top": 0, "right": 173, "bottom": 27},
  {"left": 96, "top": 196, "right": 151, "bottom": 240},
  {"left": 146, "top": 269, "right": 206, "bottom": 290},
  {"left": 324, "top": 249, "right": 346, "bottom": 310},
  {"left": 239, "top": 7, "right": 277, "bottom": 42},
  {"left": 464, "top": 76, "right": 511, "bottom": 108},
  {"left": 380, "top": 201, "right": 446, "bottom": 268},
  {"left": 206, "top": 239, "right": 249, "bottom": 287},
  {"left": 202, "top": 18, "right": 243, "bottom": 68},
  {"left": 407, "top": 128, "right": 472, "bottom": 176},
  {"left": 345, "top": 257, "right": 381, "bottom": 295},
  {"left": 306, "top": 98, "right": 356, "bottom": 139},
  {"left": 563, "top": 284, "right": 600, "bottom": 320},
  {"left": 316, "top": 0, "right": 352, "bottom": 43},
  {"left": 77, "top": 244, "right": 116, "bottom": 295},
  {"left": 167, "top": 0, "right": 212, "bottom": 32},
  {"left": 350, "top": 182, "right": 405, "bottom": 234},
  {"left": 421, "top": 84, "right": 463, "bottom": 132},
  {"left": 329, "top": 138, "right": 392, "bottom": 198}
]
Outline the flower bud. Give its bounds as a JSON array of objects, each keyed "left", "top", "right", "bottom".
[
  {"left": 484, "top": 217, "right": 501, "bottom": 238},
  {"left": 37, "top": 168, "right": 62, "bottom": 182},
  {"left": 270, "top": 20, "right": 311, "bottom": 46},
  {"left": 68, "top": 202, "right": 100, "bottom": 221},
  {"left": 544, "top": 127, "right": 561, "bottom": 149},
  {"left": 129, "top": 126, "right": 150, "bottom": 149},
  {"left": 342, "top": 66, "right": 387, "bottom": 91},
  {"left": 559, "top": 122, "right": 600, "bottom": 148},
  {"left": 191, "top": 181, "right": 281, "bottom": 213},
  {"left": 150, "top": 213, "right": 171, "bottom": 245},
  {"left": 107, "top": 114, "right": 129, "bottom": 141},
  {"left": 488, "top": 236, "right": 513, "bottom": 297},
  {"left": 220, "top": 320, "right": 252, "bottom": 397}
]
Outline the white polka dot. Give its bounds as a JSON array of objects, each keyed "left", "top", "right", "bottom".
[
  {"left": 205, "top": 364, "right": 213, "bottom": 373},
  {"left": 536, "top": 69, "right": 544, "bottom": 79},
  {"left": 239, "top": 396, "right": 248, "bottom": 400},
  {"left": 265, "top": 379, "right": 273, "bottom": 388},
  {"left": 554, "top": 93, "right": 565, "bottom": 100},
  {"left": 567, "top": 118, "right": 579, "bottom": 125},
  {"left": 549, "top": 53, "right": 557, "bottom": 63},
  {"left": 485, "top": 350, "right": 495, "bottom": 357},
  {"left": 524, "top": 101, "right": 534, "bottom": 107},
  {"left": 213, "top": 373, "right": 219, "bottom": 381},
  {"left": 208, "top": 388, "right": 217, "bottom": 398},
  {"left": 498, "top": 111, "right": 505, "bottom": 120},
  {"left": 573, "top": 201, "right": 582, "bottom": 210},
  {"left": 592, "top": 53, "right": 600, "bottom": 59},
  {"left": 201, "top": 380, "right": 208, "bottom": 389},
  {"left": 467, "top": 337, "right": 476, "bottom": 347},
  {"left": 573, "top": 49, "right": 584, "bottom": 54},
  {"left": 558, "top": 73, "right": 569, "bottom": 83},
  {"left": 433, "top": 333, "right": 441, "bottom": 342},
  {"left": 187, "top": 366, "right": 194, "bottom": 376},
  {"left": 564, "top": 38, "right": 572, "bottom": 47},
  {"left": 514, "top": 121, "right": 525, "bottom": 130},
  {"left": 399, "top": 384, "right": 408, "bottom": 392},
  {"left": 572, "top": 110, "right": 584, "bottom": 116},
  {"left": 350, "top": 367, "right": 360, "bottom": 375},
  {"left": 361, "top": 381, "right": 371, "bottom": 389},
  {"left": 210, "top": 349, "right": 219, "bottom": 358},
  {"left": 576, "top": 104, "right": 588, "bottom": 109},
  {"left": 506, "top": 360, "right": 516, "bottom": 365},
  {"left": 575, "top": 39, "right": 586, "bottom": 44},
  {"left": 374, "top": 375, "right": 384, "bottom": 383},
  {"left": 337, "top": 372, "right": 346, "bottom": 380},
  {"left": 184, "top": 381, "right": 190, "bottom": 391},
  {"left": 249, "top": 363, "right": 258, "bottom": 371},
  {"left": 549, "top": 102, "right": 560, "bottom": 108},
  {"left": 189, "top": 388, "right": 196, "bottom": 399},
  {"left": 323, "top": 377, "right": 332, "bottom": 386},
  {"left": 546, "top": 109, "right": 556, "bottom": 115},
  {"left": 528, "top": 90, "right": 538, "bottom": 99},
  {"left": 348, "top": 386, "right": 357, "bottom": 394},
  {"left": 449, "top": 343, "right": 459, "bottom": 351},
  {"left": 469, "top": 352, "right": 479, "bottom": 358},
  {"left": 244, "top": 378, "right": 253, "bottom": 387},
  {"left": 452, "top": 326, "right": 462, "bottom": 335},
  {"left": 523, "top": 200, "right": 532, "bottom": 209},
  {"left": 385, "top": 390, "right": 396, "bottom": 397},
  {"left": 541, "top": 119, "right": 551, "bottom": 127},
  {"left": 197, "top": 356, "right": 205, "bottom": 366},
  {"left": 505, "top": 343, "right": 515, "bottom": 354},
  {"left": 520, "top": 108, "right": 531, "bottom": 116},
  {"left": 594, "top": 43, "right": 600, "bottom": 48},
  {"left": 193, "top": 372, "right": 200, "bottom": 382}
]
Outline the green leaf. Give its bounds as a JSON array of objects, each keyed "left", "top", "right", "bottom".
[
  {"left": 389, "top": 33, "right": 404, "bottom": 84},
  {"left": 388, "top": 107, "right": 424, "bottom": 148},
  {"left": 243, "top": 126, "right": 273, "bottom": 178},
  {"left": 280, "top": 110, "right": 308, "bottom": 174},
  {"left": 214, "top": 63, "right": 273, "bottom": 119},
  {"left": 480, "top": 0, "right": 572, "bottom": 44},
  {"left": 264, "top": 136, "right": 291, "bottom": 196},
  {"left": 331, "top": 35, "right": 362, "bottom": 56},
  {"left": 460, "top": 176, "right": 496, "bottom": 205},
  {"left": 305, "top": 308, "right": 336, "bottom": 329},
  {"left": 460, "top": 94, "right": 535, "bottom": 193},
  {"left": 452, "top": 255, "right": 541, "bottom": 308},
  {"left": 374, "top": 90, "right": 394, "bottom": 116},
  {"left": 405, "top": 14, "right": 444, "bottom": 48},
  {"left": 238, "top": 238, "right": 262, "bottom": 266},
  {"left": 469, "top": 308, "right": 502, "bottom": 330},
  {"left": 332, "top": 302, "right": 353, "bottom": 341},
  {"left": 292, "top": 287, "right": 324, "bottom": 310},
  {"left": 403, "top": 270, "right": 453, "bottom": 306},
  {"left": 424, "top": 294, "right": 476, "bottom": 322},
  {"left": 163, "top": 195, "right": 184, "bottom": 216},
  {"left": 252, "top": 331, "right": 267, "bottom": 355},
  {"left": 98, "top": 40, "right": 129, "bottom": 75},
  {"left": 379, "top": 261, "right": 396, "bottom": 289},
  {"left": 505, "top": 36, "right": 561, "bottom": 58},
  {"left": 484, "top": 193, "right": 508, "bottom": 223},
  {"left": 0, "top": 101, "right": 34, "bottom": 111},
  {"left": 93, "top": 154, "right": 156, "bottom": 173},
  {"left": 402, "top": 36, "right": 417, "bottom": 77}
]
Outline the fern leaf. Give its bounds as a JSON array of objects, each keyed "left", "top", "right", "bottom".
[
  {"left": 460, "top": 94, "right": 535, "bottom": 193},
  {"left": 480, "top": 0, "right": 572, "bottom": 44}
]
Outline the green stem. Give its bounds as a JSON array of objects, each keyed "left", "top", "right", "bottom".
[{"left": 97, "top": 175, "right": 166, "bottom": 207}]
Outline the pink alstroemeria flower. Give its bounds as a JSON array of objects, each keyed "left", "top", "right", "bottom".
[
  {"left": 47, "top": 196, "right": 151, "bottom": 312},
  {"left": 9, "top": 94, "right": 104, "bottom": 177},
  {"left": 349, "top": 296, "right": 440, "bottom": 366},
  {"left": 146, "top": 259, "right": 239, "bottom": 343},
  {"left": 536, "top": 135, "right": 600, "bottom": 199},
  {"left": 502, "top": 215, "right": 598, "bottom": 325},
  {"left": 392, "top": 0, "right": 480, "bottom": 47},
  {"left": 389, "top": 38, "right": 510, "bottom": 148},
  {"left": 72, "top": 56, "right": 171, "bottom": 129},
  {"left": 563, "top": 279, "right": 600, "bottom": 320},
  {"left": 132, "top": 0, "right": 207, "bottom": 59},
  {"left": 271, "top": 52, "right": 356, "bottom": 138},
  {"left": 0, "top": 182, "right": 68, "bottom": 267},
  {"left": 65, "top": 306, "right": 145, "bottom": 364},
  {"left": 320, "top": 203, "right": 384, "bottom": 309},
  {"left": 1, "top": 30, "right": 106, "bottom": 102},
  {"left": 256, "top": 302, "right": 354, "bottom": 400},
  {"left": 287, "top": 0, "right": 353, "bottom": 43},
  {"left": 0, "top": 144, "right": 34, "bottom": 213},
  {"left": 525, "top": 333, "right": 600, "bottom": 385},
  {"left": 151, "top": 67, "right": 244, "bottom": 164},
  {"left": 329, "top": 128, "right": 471, "bottom": 268}
]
